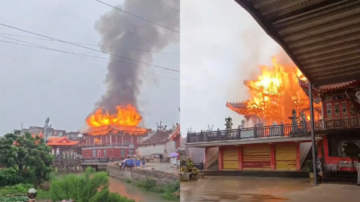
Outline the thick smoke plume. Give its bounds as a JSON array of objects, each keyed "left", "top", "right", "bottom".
[{"left": 95, "top": 0, "right": 179, "bottom": 112}]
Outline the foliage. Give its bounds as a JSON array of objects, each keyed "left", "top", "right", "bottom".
[
  {"left": 305, "top": 160, "right": 313, "bottom": 173},
  {"left": 180, "top": 158, "right": 198, "bottom": 176},
  {"left": 0, "top": 183, "right": 32, "bottom": 196},
  {"left": 0, "top": 169, "right": 26, "bottom": 187},
  {"left": 0, "top": 131, "right": 54, "bottom": 186},
  {"left": 0, "top": 195, "right": 27, "bottom": 202},
  {"left": 0, "top": 183, "right": 49, "bottom": 201},
  {"left": 49, "top": 167, "right": 134, "bottom": 202},
  {"left": 132, "top": 178, "right": 180, "bottom": 201},
  {"left": 134, "top": 177, "right": 156, "bottom": 190}
]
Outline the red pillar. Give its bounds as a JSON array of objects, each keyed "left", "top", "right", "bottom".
[
  {"left": 296, "top": 142, "right": 301, "bottom": 170},
  {"left": 204, "top": 147, "right": 208, "bottom": 169},
  {"left": 238, "top": 146, "right": 243, "bottom": 170},
  {"left": 218, "top": 147, "right": 223, "bottom": 170},
  {"left": 270, "top": 144, "right": 276, "bottom": 170}
]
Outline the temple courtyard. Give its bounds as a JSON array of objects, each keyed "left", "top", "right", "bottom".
[{"left": 180, "top": 176, "right": 360, "bottom": 202}]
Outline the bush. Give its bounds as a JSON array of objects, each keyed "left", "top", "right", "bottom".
[
  {"left": 0, "top": 169, "right": 27, "bottom": 187},
  {"left": 0, "top": 195, "right": 28, "bottom": 202},
  {"left": 305, "top": 160, "right": 313, "bottom": 173},
  {"left": 132, "top": 178, "right": 180, "bottom": 201},
  {"left": 49, "top": 168, "right": 134, "bottom": 202},
  {"left": 0, "top": 183, "right": 32, "bottom": 196}
]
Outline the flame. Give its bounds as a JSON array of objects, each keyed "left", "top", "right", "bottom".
[
  {"left": 94, "top": 137, "right": 101, "bottom": 144},
  {"left": 86, "top": 105, "right": 142, "bottom": 128},
  {"left": 242, "top": 57, "right": 321, "bottom": 124}
]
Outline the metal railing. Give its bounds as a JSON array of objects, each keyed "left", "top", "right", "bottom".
[
  {"left": 187, "top": 123, "right": 309, "bottom": 143},
  {"left": 76, "top": 143, "right": 134, "bottom": 148},
  {"left": 187, "top": 117, "right": 360, "bottom": 143}
]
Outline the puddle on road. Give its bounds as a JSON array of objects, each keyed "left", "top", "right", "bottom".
[{"left": 196, "top": 192, "right": 289, "bottom": 202}]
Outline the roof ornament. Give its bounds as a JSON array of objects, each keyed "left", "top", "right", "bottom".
[
  {"left": 207, "top": 124, "right": 214, "bottom": 131},
  {"left": 225, "top": 117, "right": 233, "bottom": 130},
  {"left": 43, "top": 117, "right": 51, "bottom": 143}
]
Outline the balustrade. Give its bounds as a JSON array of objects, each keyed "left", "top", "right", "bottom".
[{"left": 187, "top": 117, "right": 360, "bottom": 143}]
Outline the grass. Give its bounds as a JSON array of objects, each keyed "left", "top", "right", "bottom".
[
  {"left": 0, "top": 183, "right": 51, "bottom": 201},
  {"left": 129, "top": 177, "right": 180, "bottom": 201}
]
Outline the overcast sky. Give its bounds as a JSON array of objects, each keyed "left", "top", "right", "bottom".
[
  {"left": 180, "top": 0, "right": 282, "bottom": 136},
  {"left": 0, "top": 0, "right": 179, "bottom": 135}
]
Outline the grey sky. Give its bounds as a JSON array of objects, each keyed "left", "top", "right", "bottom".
[
  {"left": 180, "top": 0, "right": 282, "bottom": 136},
  {"left": 0, "top": 0, "right": 179, "bottom": 135}
]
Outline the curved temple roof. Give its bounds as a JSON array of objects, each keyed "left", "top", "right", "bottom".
[{"left": 234, "top": 0, "right": 360, "bottom": 86}]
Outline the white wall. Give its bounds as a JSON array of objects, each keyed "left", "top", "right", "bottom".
[
  {"left": 164, "top": 140, "right": 176, "bottom": 156},
  {"left": 138, "top": 140, "right": 177, "bottom": 157},
  {"left": 138, "top": 144, "right": 165, "bottom": 156}
]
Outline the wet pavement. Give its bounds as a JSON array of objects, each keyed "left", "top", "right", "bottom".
[{"left": 180, "top": 176, "right": 360, "bottom": 202}]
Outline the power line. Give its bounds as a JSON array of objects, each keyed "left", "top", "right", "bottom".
[
  {"left": 0, "top": 23, "right": 179, "bottom": 73},
  {"left": 95, "top": 0, "right": 179, "bottom": 33},
  {"left": 161, "top": 2, "right": 180, "bottom": 12},
  {"left": 0, "top": 33, "right": 179, "bottom": 55},
  {"left": 0, "top": 38, "right": 179, "bottom": 81}
]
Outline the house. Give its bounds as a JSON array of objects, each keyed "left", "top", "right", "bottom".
[
  {"left": 137, "top": 123, "right": 179, "bottom": 158},
  {"left": 77, "top": 124, "right": 151, "bottom": 161},
  {"left": 186, "top": 79, "right": 360, "bottom": 182}
]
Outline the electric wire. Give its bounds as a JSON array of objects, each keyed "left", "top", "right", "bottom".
[
  {"left": 0, "top": 33, "right": 179, "bottom": 55},
  {"left": 95, "top": 0, "right": 179, "bottom": 33},
  {"left": 0, "top": 38, "right": 179, "bottom": 81},
  {"left": 0, "top": 23, "right": 179, "bottom": 73}
]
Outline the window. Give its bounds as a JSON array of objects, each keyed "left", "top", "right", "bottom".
[
  {"left": 92, "top": 150, "right": 96, "bottom": 157},
  {"left": 129, "top": 149, "right": 133, "bottom": 156},
  {"left": 334, "top": 102, "right": 340, "bottom": 117},
  {"left": 103, "top": 150, "right": 107, "bottom": 157},
  {"left": 121, "top": 150, "right": 125, "bottom": 157},
  {"left": 58, "top": 132, "right": 63, "bottom": 137},
  {"left": 326, "top": 103, "right": 332, "bottom": 118}
]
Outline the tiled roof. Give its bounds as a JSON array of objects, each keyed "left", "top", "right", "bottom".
[
  {"left": 47, "top": 136, "right": 78, "bottom": 146},
  {"left": 138, "top": 129, "right": 173, "bottom": 146},
  {"left": 226, "top": 102, "right": 247, "bottom": 109},
  {"left": 298, "top": 77, "right": 356, "bottom": 91},
  {"left": 82, "top": 125, "right": 151, "bottom": 136},
  {"left": 169, "top": 124, "right": 180, "bottom": 140},
  {"left": 235, "top": 0, "right": 360, "bottom": 85},
  {"left": 318, "top": 81, "right": 356, "bottom": 90}
]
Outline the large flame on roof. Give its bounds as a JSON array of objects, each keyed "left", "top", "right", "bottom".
[
  {"left": 86, "top": 105, "right": 142, "bottom": 128},
  {"left": 242, "top": 57, "right": 320, "bottom": 124}
]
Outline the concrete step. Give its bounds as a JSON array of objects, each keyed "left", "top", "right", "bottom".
[{"left": 200, "top": 170, "right": 309, "bottom": 178}]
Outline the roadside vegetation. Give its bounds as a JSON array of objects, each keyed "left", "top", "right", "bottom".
[
  {"left": 0, "top": 131, "right": 134, "bottom": 202},
  {"left": 125, "top": 177, "right": 180, "bottom": 201}
]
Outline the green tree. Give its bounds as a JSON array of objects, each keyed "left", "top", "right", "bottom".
[{"left": 0, "top": 131, "right": 54, "bottom": 185}]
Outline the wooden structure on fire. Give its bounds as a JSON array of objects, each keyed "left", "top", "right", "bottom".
[
  {"left": 76, "top": 125, "right": 151, "bottom": 162},
  {"left": 187, "top": 79, "right": 360, "bottom": 183}
]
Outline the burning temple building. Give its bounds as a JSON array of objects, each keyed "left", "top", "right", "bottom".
[
  {"left": 226, "top": 57, "right": 322, "bottom": 126},
  {"left": 78, "top": 105, "right": 151, "bottom": 161}
]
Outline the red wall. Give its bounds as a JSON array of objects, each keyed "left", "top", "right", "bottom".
[
  {"left": 82, "top": 148, "right": 133, "bottom": 160},
  {"left": 83, "top": 134, "right": 140, "bottom": 146},
  {"left": 322, "top": 136, "right": 357, "bottom": 172}
]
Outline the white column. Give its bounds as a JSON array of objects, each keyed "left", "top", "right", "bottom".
[{"left": 110, "top": 134, "right": 112, "bottom": 146}]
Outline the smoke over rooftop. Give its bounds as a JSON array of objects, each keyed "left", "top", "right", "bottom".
[{"left": 94, "top": 0, "right": 179, "bottom": 113}]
